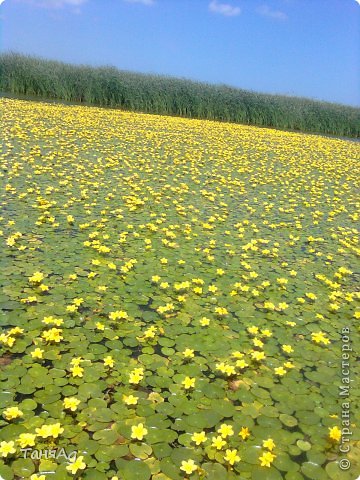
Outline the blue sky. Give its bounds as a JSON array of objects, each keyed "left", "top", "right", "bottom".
[{"left": 1, "top": 0, "right": 359, "bottom": 106}]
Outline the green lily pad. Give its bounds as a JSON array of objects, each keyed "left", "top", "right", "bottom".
[
  {"left": 301, "top": 462, "right": 328, "bottom": 480},
  {"left": 116, "top": 459, "right": 152, "bottom": 480},
  {"left": 12, "top": 458, "right": 36, "bottom": 477}
]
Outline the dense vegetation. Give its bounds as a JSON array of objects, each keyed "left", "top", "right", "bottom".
[{"left": 1, "top": 52, "right": 359, "bottom": 137}]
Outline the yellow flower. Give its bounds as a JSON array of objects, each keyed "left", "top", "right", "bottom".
[
  {"left": 263, "top": 302, "right": 276, "bottom": 311},
  {"left": 17, "top": 433, "right": 36, "bottom": 448},
  {"left": 123, "top": 394, "right": 138, "bottom": 405},
  {"left": 239, "top": 426, "right": 250, "bottom": 440},
  {"left": 328, "top": 426, "right": 341, "bottom": 442},
  {"left": 66, "top": 305, "right": 78, "bottom": 313},
  {"left": 253, "top": 338, "right": 264, "bottom": 348},
  {"left": 259, "top": 451, "right": 276, "bottom": 467},
  {"left": 215, "top": 306, "right": 228, "bottom": 316},
  {"left": 72, "top": 297, "right": 84, "bottom": 306},
  {"left": 66, "top": 455, "right": 86, "bottom": 475},
  {"left": 70, "top": 356, "right": 83, "bottom": 366},
  {"left": 104, "top": 356, "right": 115, "bottom": 368},
  {"left": 311, "top": 331, "right": 330, "bottom": 345},
  {"left": 129, "top": 367, "right": 144, "bottom": 384},
  {"left": 129, "top": 372, "right": 142, "bottom": 384},
  {"left": 191, "top": 431, "right": 207, "bottom": 445},
  {"left": 63, "top": 397, "right": 81, "bottom": 411},
  {"left": 43, "top": 316, "right": 63, "bottom": 326},
  {"left": 131, "top": 423, "right": 148, "bottom": 441},
  {"left": 29, "top": 271, "right": 44, "bottom": 283},
  {"left": 251, "top": 351, "right": 265, "bottom": 361},
  {"left": 0, "top": 440, "right": 16, "bottom": 457},
  {"left": 30, "top": 348, "right": 44, "bottom": 358},
  {"left": 224, "top": 448, "right": 240, "bottom": 465},
  {"left": 282, "top": 345, "right": 293, "bottom": 353},
  {"left": 278, "top": 302, "right": 289, "bottom": 311},
  {"left": 30, "top": 475, "right": 46, "bottom": 480},
  {"left": 263, "top": 438, "right": 276, "bottom": 451},
  {"left": 199, "top": 317, "right": 210, "bottom": 326},
  {"left": 218, "top": 423, "right": 234, "bottom": 438},
  {"left": 109, "top": 310, "right": 129, "bottom": 321},
  {"left": 9, "top": 327, "right": 24, "bottom": 335},
  {"left": 247, "top": 326, "right": 259, "bottom": 335},
  {"left": 3, "top": 406, "right": 23, "bottom": 421},
  {"left": 42, "top": 328, "right": 63, "bottom": 343},
  {"left": 35, "top": 423, "right": 64, "bottom": 439},
  {"left": 180, "top": 459, "right": 198, "bottom": 475},
  {"left": 283, "top": 361, "right": 295, "bottom": 369},
  {"left": 211, "top": 435, "right": 227, "bottom": 450},
  {"left": 70, "top": 365, "right": 84, "bottom": 377},
  {"left": 236, "top": 359, "right": 249, "bottom": 369},
  {"left": 182, "top": 376, "right": 196, "bottom": 389},
  {"left": 182, "top": 348, "right": 195, "bottom": 358},
  {"left": 96, "top": 322, "right": 105, "bottom": 331},
  {"left": 274, "top": 366, "right": 287, "bottom": 376}
]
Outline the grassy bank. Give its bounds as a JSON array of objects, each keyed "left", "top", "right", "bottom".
[{"left": 1, "top": 52, "right": 359, "bottom": 137}]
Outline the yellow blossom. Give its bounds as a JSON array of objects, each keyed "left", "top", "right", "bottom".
[
  {"left": 282, "top": 345, "right": 293, "bottom": 353},
  {"left": 29, "top": 271, "right": 44, "bottom": 283},
  {"left": 328, "top": 426, "right": 341, "bottom": 442},
  {"left": 3, "top": 406, "right": 23, "bottom": 421},
  {"left": 63, "top": 397, "right": 81, "bottom": 411},
  {"left": 183, "top": 348, "right": 195, "bottom": 358},
  {"left": 263, "top": 438, "right": 276, "bottom": 451},
  {"left": 218, "top": 423, "right": 234, "bottom": 438},
  {"left": 17, "top": 433, "right": 36, "bottom": 448},
  {"left": 259, "top": 451, "right": 276, "bottom": 467},
  {"left": 182, "top": 376, "right": 196, "bottom": 389},
  {"left": 35, "top": 423, "right": 64, "bottom": 439},
  {"left": 70, "top": 365, "right": 84, "bottom": 377},
  {"left": 180, "top": 459, "right": 198, "bottom": 475},
  {"left": 66, "top": 455, "right": 86, "bottom": 475},
  {"left": 224, "top": 448, "right": 241, "bottom": 465},
  {"left": 239, "top": 426, "right": 250, "bottom": 440},
  {"left": 274, "top": 366, "right": 287, "bottom": 376},
  {"left": 211, "top": 435, "right": 227, "bottom": 450},
  {"left": 0, "top": 440, "right": 16, "bottom": 457},
  {"left": 30, "top": 347, "right": 44, "bottom": 359},
  {"left": 191, "top": 431, "right": 207, "bottom": 445},
  {"left": 103, "top": 356, "right": 115, "bottom": 368},
  {"left": 131, "top": 423, "right": 148, "bottom": 441},
  {"left": 123, "top": 394, "right": 138, "bottom": 405}
]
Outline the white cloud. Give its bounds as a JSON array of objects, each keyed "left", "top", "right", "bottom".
[
  {"left": 354, "top": 0, "right": 360, "bottom": 5},
  {"left": 0, "top": 0, "right": 5, "bottom": 5},
  {"left": 257, "top": 5, "right": 287, "bottom": 20},
  {"left": 123, "top": 0, "right": 155, "bottom": 5},
  {"left": 209, "top": 0, "right": 241, "bottom": 17}
]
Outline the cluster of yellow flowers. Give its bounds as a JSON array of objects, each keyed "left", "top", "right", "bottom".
[{"left": 1, "top": 98, "right": 358, "bottom": 478}]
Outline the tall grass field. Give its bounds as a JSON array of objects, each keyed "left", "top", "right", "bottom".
[{"left": 1, "top": 52, "right": 359, "bottom": 137}]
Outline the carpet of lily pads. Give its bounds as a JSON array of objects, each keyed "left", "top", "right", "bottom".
[{"left": 0, "top": 97, "right": 359, "bottom": 480}]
